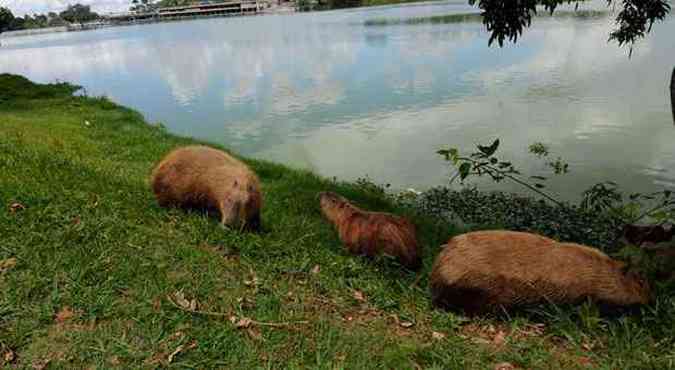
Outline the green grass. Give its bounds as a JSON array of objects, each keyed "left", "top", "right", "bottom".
[{"left": 0, "top": 73, "right": 674, "bottom": 369}]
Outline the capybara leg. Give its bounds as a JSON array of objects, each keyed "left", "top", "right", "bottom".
[
  {"left": 247, "top": 212, "right": 261, "bottom": 232},
  {"left": 431, "top": 285, "right": 488, "bottom": 316}
]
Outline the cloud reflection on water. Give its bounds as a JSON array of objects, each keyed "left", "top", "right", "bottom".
[{"left": 1, "top": 4, "right": 674, "bottom": 199}]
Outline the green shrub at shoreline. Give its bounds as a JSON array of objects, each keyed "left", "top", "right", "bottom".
[
  {"left": 1, "top": 74, "right": 673, "bottom": 368},
  {"left": 412, "top": 187, "right": 624, "bottom": 250}
]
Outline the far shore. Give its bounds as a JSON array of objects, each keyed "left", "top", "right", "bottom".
[{"left": 0, "top": 0, "right": 441, "bottom": 39}]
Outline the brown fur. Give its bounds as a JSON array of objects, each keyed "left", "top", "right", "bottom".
[
  {"left": 429, "top": 230, "right": 651, "bottom": 315},
  {"left": 151, "top": 146, "right": 262, "bottom": 230},
  {"left": 319, "top": 192, "right": 421, "bottom": 269}
]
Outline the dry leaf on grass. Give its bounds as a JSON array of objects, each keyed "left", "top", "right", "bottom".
[
  {"left": 228, "top": 317, "right": 267, "bottom": 340},
  {"left": 244, "top": 270, "right": 260, "bottom": 287},
  {"left": 524, "top": 323, "right": 545, "bottom": 336},
  {"left": 235, "top": 317, "right": 253, "bottom": 329},
  {"left": 172, "top": 292, "right": 197, "bottom": 311},
  {"left": 473, "top": 337, "right": 491, "bottom": 345},
  {"left": 167, "top": 341, "right": 197, "bottom": 363},
  {"left": 167, "top": 331, "right": 184, "bottom": 341},
  {"left": 581, "top": 340, "right": 597, "bottom": 351},
  {"left": 432, "top": 331, "right": 447, "bottom": 340},
  {"left": 494, "top": 362, "right": 516, "bottom": 370},
  {"left": 9, "top": 202, "right": 25, "bottom": 214},
  {"left": 108, "top": 356, "right": 121, "bottom": 366},
  {"left": 492, "top": 330, "right": 507, "bottom": 346},
  {"left": 399, "top": 321, "right": 414, "bottom": 328},
  {"left": 167, "top": 345, "right": 184, "bottom": 363},
  {"left": 352, "top": 290, "right": 366, "bottom": 302},
  {"left": 55, "top": 306, "right": 75, "bottom": 324},
  {"left": 31, "top": 359, "right": 50, "bottom": 370},
  {"left": 152, "top": 297, "right": 162, "bottom": 311},
  {"left": 577, "top": 356, "right": 594, "bottom": 367},
  {"left": 2, "top": 350, "right": 15, "bottom": 364},
  {"left": 0, "top": 258, "right": 17, "bottom": 273}
]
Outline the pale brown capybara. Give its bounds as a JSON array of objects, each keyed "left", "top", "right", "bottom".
[
  {"left": 429, "top": 230, "right": 651, "bottom": 315},
  {"left": 151, "top": 145, "right": 262, "bottom": 231},
  {"left": 319, "top": 191, "right": 421, "bottom": 269}
]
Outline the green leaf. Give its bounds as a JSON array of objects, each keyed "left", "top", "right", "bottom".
[
  {"left": 449, "top": 148, "right": 459, "bottom": 164},
  {"left": 459, "top": 162, "right": 471, "bottom": 180},
  {"left": 437, "top": 149, "right": 451, "bottom": 161},
  {"left": 477, "top": 139, "right": 500, "bottom": 157}
]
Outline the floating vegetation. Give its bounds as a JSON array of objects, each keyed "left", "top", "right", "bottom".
[
  {"left": 364, "top": 12, "right": 482, "bottom": 26},
  {"left": 364, "top": 10, "right": 608, "bottom": 27}
]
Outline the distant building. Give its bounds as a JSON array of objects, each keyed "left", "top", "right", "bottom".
[{"left": 105, "top": 1, "right": 262, "bottom": 23}]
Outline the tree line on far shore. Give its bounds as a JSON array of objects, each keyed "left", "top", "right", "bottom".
[
  {"left": 0, "top": 4, "right": 99, "bottom": 33},
  {"left": 0, "top": 0, "right": 227, "bottom": 34}
]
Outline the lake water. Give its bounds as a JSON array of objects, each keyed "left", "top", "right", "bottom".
[{"left": 2, "top": 1, "right": 674, "bottom": 201}]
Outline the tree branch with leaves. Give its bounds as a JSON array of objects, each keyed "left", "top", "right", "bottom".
[
  {"left": 470, "top": 0, "right": 671, "bottom": 51},
  {"left": 438, "top": 139, "right": 675, "bottom": 226}
]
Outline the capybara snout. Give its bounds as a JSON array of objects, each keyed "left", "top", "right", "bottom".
[
  {"left": 220, "top": 177, "right": 262, "bottom": 231},
  {"left": 151, "top": 145, "right": 262, "bottom": 231},
  {"left": 319, "top": 191, "right": 347, "bottom": 220}
]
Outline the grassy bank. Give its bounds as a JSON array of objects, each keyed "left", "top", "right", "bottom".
[{"left": 0, "top": 74, "right": 674, "bottom": 369}]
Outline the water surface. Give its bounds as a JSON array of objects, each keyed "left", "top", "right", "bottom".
[{"left": 2, "top": 1, "right": 674, "bottom": 200}]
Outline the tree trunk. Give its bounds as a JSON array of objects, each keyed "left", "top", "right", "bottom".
[{"left": 671, "top": 66, "right": 675, "bottom": 124}]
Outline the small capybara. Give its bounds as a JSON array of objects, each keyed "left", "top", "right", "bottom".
[
  {"left": 430, "top": 230, "right": 651, "bottom": 315},
  {"left": 151, "top": 145, "right": 262, "bottom": 230},
  {"left": 319, "top": 191, "right": 420, "bottom": 269}
]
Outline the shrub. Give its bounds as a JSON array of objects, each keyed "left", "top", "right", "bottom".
[{"left": 412, "top": 187, "right": 624, "bottom": 250}]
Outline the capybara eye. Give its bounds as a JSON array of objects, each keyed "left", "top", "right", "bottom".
[{"left": 233, "top": 180, "right": 238, "bottom": 187}]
